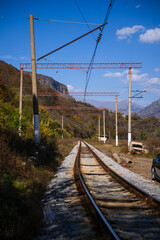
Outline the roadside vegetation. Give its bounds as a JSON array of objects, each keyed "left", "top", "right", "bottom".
[{"left": 0, "top": 79, "right": 77, "bottom": 239}]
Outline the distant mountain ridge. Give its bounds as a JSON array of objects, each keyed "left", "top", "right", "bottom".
[
  {"left": 75, "top": 98, "right": 143, "bottom": 114},
  {"left": 136, "top": 99, "right": 160, "bottom": 120}
]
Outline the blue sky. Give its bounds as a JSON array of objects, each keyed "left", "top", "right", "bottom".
[{"left": 1, "top": 0, "right": 160, "bottom": 107}]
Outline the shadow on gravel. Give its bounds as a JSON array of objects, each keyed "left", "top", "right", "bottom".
[{"left": 39, "top": 177, "right": 93, "bottom": 239}]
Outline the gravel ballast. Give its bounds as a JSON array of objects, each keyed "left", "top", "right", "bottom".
[
  {"left": 38, "top": 142, "right": 96, "bottom": 240},
  {"left": 87, "top": 142, "right": 160, "bottom": 200}
]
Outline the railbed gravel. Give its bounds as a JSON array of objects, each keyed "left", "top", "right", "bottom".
[
  {"left": 37, "top": 142, "right": 96, "bottom": 240},
  {"left": 87, "top": 142, "right": 160, "bottom": 200}
]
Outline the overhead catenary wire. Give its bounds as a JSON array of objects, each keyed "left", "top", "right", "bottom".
[
  {"left": 73, "top": 0, "right": 96, "bottom": 41},
  {"left": 37, "top": 22, "right": 107, "bottom": 61},
  {"left": 84, "top": 0, "right": 115, "bottom": 102},
  {"left": 132, "top": 84, "right": 160, "bottom": 110},
  {"left": 139, "top": 83, "right": 160, "bottom": 101},
  {"left": 32, "top": 17, "right": 100, "bottom": 26}
]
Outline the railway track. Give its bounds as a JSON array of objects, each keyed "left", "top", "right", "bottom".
[{"left": 74, "top": 141, "right": 160, "bottom": 240}]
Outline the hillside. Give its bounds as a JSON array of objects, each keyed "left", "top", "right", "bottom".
[
  {"left": 0, "top": 64, "right": 78, "bottom": 239},
  {"left": 137, "top": 99, "right": 160, "bottom": 120},
  {"left": 0, "top": 60, "right": 68, "bottom": 94},
  {"left": 1, "top": 60, "right": 160, "bottom": 141},
  {"left": 0, "top": 60, "right": 100, "bottom": 138}
]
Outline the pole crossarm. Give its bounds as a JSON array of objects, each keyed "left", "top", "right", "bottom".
[
  {"left": 38, "top": 92, "right": 119, "bottom": 97},
  {"left": 131, "top": 90, "right": 146, "bottom": 98},
  {"left": 64, "top": 113, "right": 101, "bottom": 117},
  {"left": 20, "top": 62, "right": 142, "bottom": 69},
  {"left": 42, "top": 106, "right": 105, "bottom": 111}
]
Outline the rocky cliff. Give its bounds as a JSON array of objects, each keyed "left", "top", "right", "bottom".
[
  {"left": 137, "top": 99, "right": 160, "bottom": 120},
  {"left": 0, "top": 60, "right": 68, "bottom": 93},
  {"left": 36, "top": 73, "right": 68, "bottom": 93}
]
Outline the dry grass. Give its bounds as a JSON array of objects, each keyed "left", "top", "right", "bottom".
[
  {"left": 146, "top": 137, "right": 160, "bottom": 156},
  {"left": 0, "top": 130, "right": 77, "bottom": 240},
  {"left": 57, "top": 138, "right": 78, "bottom": 160}
]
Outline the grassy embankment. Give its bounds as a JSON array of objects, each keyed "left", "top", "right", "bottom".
[{"left": 0, "top": 80, "right": 77, "bottom": 239}]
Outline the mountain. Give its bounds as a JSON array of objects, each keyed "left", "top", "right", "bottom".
[
  {"left": 27, "top": 72, "right": 68, "bottom": 93},
  {"left": 137, "top": 99, "right": 160, "bottom": 120},
  {"left": 0, "top": 60, "right": 68, "bottom": 94},
  {"left": 0, "top": 60, "right": 99, "bottom": 138},
  {"left": 75, "top": 98, "right": 143, "bottom": 115}
]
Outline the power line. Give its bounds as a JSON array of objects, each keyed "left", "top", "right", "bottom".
[
  {"left": 31, "top": 17, "right": 100, "bottom": 26},
  {"left": 73, "top": 0, "right": 96, "bottom": 41},
  {"left": 146, "top": 84, "right": 160, "bottom": 92},
  {"left": 131, "top": 90, "right": 146, "bottom": 98},
  {"left": 37, "top": 23, "right": 107, "bottom": 61},
  {"left": 84, "top": 0, "right": 115, "bottom": 101}
]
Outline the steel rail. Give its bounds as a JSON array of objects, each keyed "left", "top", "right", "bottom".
[
  {"left": 75, "top": 141, "right": 120, "bottom": 240},
  {"left": 84, "top": 141, "right": 160, "bottom": 207}
]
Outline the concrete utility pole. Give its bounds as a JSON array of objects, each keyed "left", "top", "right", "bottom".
[
  {"left": 128, "top": 68, "right": 132, "bottom": 148},
  {"left": 115, "top": 95, "right": 118, "bottom": 146},
  {"left": 62, "top": 115, "right": 64, "bottom": 139},
  {"left": 103, "top": 110, "right": 106, "bottom": 143},
  {"left": 19, "top": 68, "right": 23, "bottom": 136},
  {"left": 98, "top": 115, "right": 100, "bottom": 141},
  {"left": 30, "top": 14, "right": 40, "bottom": 144}
]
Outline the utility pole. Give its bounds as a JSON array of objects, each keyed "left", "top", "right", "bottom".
[
  {"left": 103, "top": 110, "right": 106, "bottom": 143},
  {"left": 19, "top": 68, "right": 23, "bottom": 136},
  {"left": 30, "top": 14, "right": 40, "bottom": 144},
  {"left": 115, "top": 95, "right": 118, "bottom": 146},
  {"left": 128, "top": 68, "right": 132, "bottom": 148},
  {"left": 62, "top": 115, "right": 64, "bottom": 139},
  {"left": 98, "top": 115, "right": 100, "bottom": 141}
]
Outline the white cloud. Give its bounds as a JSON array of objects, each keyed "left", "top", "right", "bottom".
[
  {"left": 103, "top": 70, "right": 160, "bottom": 99},
  {"left": 103, "top": 69, "right": 141, "bottom": 79},
  {"left": 67, "top": 85, "right": 74, "bottom": 91},
  {"left": 67, "top": 85, "right": 83, "bottom": 92},
  {"left": 146, "top": 77, "right": 160, "bottom": 85},
  {"left": 20, "top": 56, "right": 29, "bottom": 60},
  {"left": 73, "top": 88, "right": 83, "bottom": 92},
  {"left": 132, "top": 73, "right": 148, "bottom": 82},
  {"left": 116, "top": 25, "right": 145, "bottom": 40},
  {"left": 103, "top": 72, "right": 124, "bottom": 77},
  {"left": 0, "top": 55, "right": 18, "bottom": 60},
  {"left": 139, "top": 27, "right": 160, "bottom": 43},
  {"left": 131, "top": 69, "right": 140, "bottom": 74},
  {"left": 150, "top": 88, "right": 160, "bottom": 95},
  {"left": 0, "top": 55, "right": 29, "bottom": 61},
  {"left": 154, "top": 68, "right": 160, "bottom": 72},
  {"left": 136, "top": 4, "right": 141, "bottom": 8},
  {"left": 103, "top": 69, "right": 149, "bottom": 86}
]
